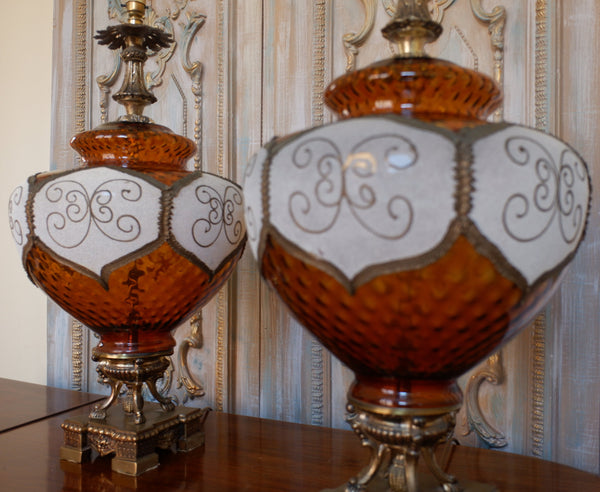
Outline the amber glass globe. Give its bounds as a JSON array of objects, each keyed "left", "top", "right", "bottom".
[
  {"left": 244, "top": 4, "right": 590, "bottom": 489},
  {"left": 244, "top": 55, "right": 589, "bottom": 492},
  {"left": 9, "top": 0, "right": 246, "bottom": 473},
  {"left": 246, "top": 55, "right": 589, "bottom": 414},
  {"left": 11, "top": 121, "right": 246, "bottom": 358}
]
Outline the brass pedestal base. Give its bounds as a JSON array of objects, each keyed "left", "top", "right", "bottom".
[
  {"left": 91, "top": 351, "right": 177, "bottom": 425},
  {"left": 60, "top": 402, "right": 210, "bottom": 476},
  {"left": 325, "top": 403, "right": 498, "bottom": 492}
]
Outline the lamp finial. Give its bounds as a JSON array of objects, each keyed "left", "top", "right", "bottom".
[{"left": 94, "top": 0, "right": 173, "bottom": 122}]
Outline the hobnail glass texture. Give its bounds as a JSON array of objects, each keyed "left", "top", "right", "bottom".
[
  {"left": 21, "top": 122, "right": 245, "bottom": 357},
  {"left": 324, "top": 57, "right": 502, "bottom": 123},
  {"left": 255, "top": 56, "right": 582, "bottom": 411}
]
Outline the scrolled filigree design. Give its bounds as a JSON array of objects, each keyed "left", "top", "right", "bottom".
[
  {"left": 243, "top": 154, "right": 260, "bottom": 243},
  {"left": 463, "top": 352, "right": 507, "bottom": 448},
  {"left": 98, "top": 1, "right": 203, "bottom": 118},
  {"left": 8, "top": 186, "right": 25, "bottom": 246},
  {"left": 145, "top": 11, "right": 176, "bottom": 90},
  {"left": 181, "top": 11, "right": 207, "bottom": 169},
  {"left": 431, "top": 0, "right": 457, "bottom": 23},
  {"left": 343, "top": 0, "right": 377, "bottom": 72},
  {"left": 470, "top": 0, "right": 506, "bottom": 120},
  {"left": 288, "top": 135, "right": 416, "bottom": 240},
  {"left": 143, "top": 356, "right": 176, "bottom": 405},
  {"left": 97, "top": 54, "right": 122, "bottom": 124},
  {"left": 193, "top": 184, "right": 244, "bottom": 248},
  {"left": 164, "top": 0, "right": 191, "bottom": 20},
  {"left": 342, "top": 403, "right": 460, "bottom": 490},
  {"left": 107, "top": 0, "right": 126, "bottom": 22},
  {"left": 470, "top": 0, "right": 505, "bottom": 52},
  {"left": 44, "top": 179, "right": 143, "bottom": 249},
  {"left": 177, "top": 312, "right": 206, "bottom": 402},
  {"left": 382, "top": 0, "right": 395, "bottom": 17},
  {"left": 503, "top": 137, "right": 586, "bottom": 245}
]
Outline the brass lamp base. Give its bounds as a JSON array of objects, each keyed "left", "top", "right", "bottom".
[
  {"left": 91, "top": 351, "right": 177, "bottom": 425},
  {"left": 60, "top": 349, "right": 209, "bottom": 476},
  {"left": 324, "top": 403, "right": 498, "bottom": 492},
  {"left": 60, "top": 402, "right": 210, "bottom": 476}
]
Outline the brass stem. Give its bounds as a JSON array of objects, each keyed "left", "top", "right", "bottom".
[
  {"left": 382, "top": 0, "right": 442, "bottom": 58},
  {"left": 95, "top": 0, "right": 172, "bottom": 122},
  {"left": 126, "top": 0, "right": 146, "bottom": 25}
]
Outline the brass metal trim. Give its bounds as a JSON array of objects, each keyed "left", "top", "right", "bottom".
[
  {"left": 383, "top": 0, "right": 457, "bottom": 25},
  {"left": 349, "top": 396, "right": 461, "bottom": 418},
  {"left": 92, "top": 349, "right": 174, "bottom": 360},
  {"left": 112, "top": 453, "right": 159, "bottom": 476},
  {"left": 27, "top": 167, "right": 245, "bottom": 288},
  {"left": 90, "top": 353, "right": 176, "bottom": 424},
  {"left": 470, "top": 0, "right": 506, "bottom": 121},
  {"left": 381, "top": 1, "right": 443, "bottom": 58},
  {"left": 329, "top": 403, "right": 468, "bottom": 491},
  {"left": 61, "top": 403, "right": 210, "bottom": 476}
]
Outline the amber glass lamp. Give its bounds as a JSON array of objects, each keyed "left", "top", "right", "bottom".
[
  {"left": 244, "top": 2, "right": 590, "bottom": 491},
  {"left": 8, "top": 0, "right": 245, "bottom": 476}
]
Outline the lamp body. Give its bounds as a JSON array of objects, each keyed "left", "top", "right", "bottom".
[
  {"left": 244, "top": 55, "right": 590, "bottom": 490},
  {"left": 9, "top": 121, "right": 246, "bottom": 359},
  {"left": 7, "top": 3, "right": 247, "bottom": 474}
]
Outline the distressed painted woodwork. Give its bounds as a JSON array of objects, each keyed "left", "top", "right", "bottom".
[{"left": 47, "top": 0, "right": 600, "bottom": 475}]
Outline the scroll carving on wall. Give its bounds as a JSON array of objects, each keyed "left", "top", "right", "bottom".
[{"left": 343, "top": 0, "right": 377, "bottom": 72}]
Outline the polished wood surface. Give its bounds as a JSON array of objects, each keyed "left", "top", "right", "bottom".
[
  {"left": 0, "top": 377, "right": 103, "bottom": 433},
  {"left": 0, "top": 398, "right": 599, "bottom": 491}
]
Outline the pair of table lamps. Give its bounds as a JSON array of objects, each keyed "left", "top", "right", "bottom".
[{"left": 8, "top": 0, "right": 590, "bottom": 490}]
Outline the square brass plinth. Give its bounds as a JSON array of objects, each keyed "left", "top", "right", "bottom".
[{"left": 60, "top": 402, "right": 210, "bottom": 476}]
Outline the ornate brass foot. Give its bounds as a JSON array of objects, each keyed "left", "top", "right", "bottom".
[
  {"left": 60, "top": 348, "right": 210, "bottom": 475},
  {"left": 322, "top": 404, "right": 498, "bottom": 492},
  {"left": 60, "top": 402, "right": 210, "bottom": 476},
  {"left": 91, "top": 351, "right": 175, "bottom": 425}
]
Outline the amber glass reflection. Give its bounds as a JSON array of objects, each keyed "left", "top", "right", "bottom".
[
  {"left": 325, "top": 57, "right": 502, "bottom": 123},
  {"left": 71, "top": 122, "right": 196, "bottom": 171},
  {"left": 262, "top": 234, "right": 560, "bottom": 410},
  {"left": 263, "top": 236, "right": 520, "bottom": 375},
  {"left": 26, "top": 242, "right": 241, "bottom": 356}
]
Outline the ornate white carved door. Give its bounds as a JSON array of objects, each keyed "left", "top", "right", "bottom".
[{"left": 48, "top": 0, "right": 600, "bottom": 475}]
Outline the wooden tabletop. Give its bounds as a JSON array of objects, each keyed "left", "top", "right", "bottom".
[
  {"left": 0, "top": 399, "right": 599, "bottom": 491},
  {"left": 0, "top": 377, "right": 104, "bottom": 433}
]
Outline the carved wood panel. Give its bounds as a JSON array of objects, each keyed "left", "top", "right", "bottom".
[{"left": 47, "top": 0, "right": 600, "bottom": 475}]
